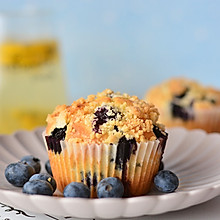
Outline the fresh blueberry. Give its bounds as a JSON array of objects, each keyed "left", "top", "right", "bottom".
[
  {"left": 23, "top": 179, "right": 53, "bottom": 196},
  {"left": 29, "top": 173, "right": 56, "bottom": 193},
  {"left": 97, "top": 177, "right": 124, "bottom": 198},
  {"left": 5, "top": 161, "right": 35, "bottom": 187},
  {"left": 63, "top": 182, "right": 90, "bottom": 198},
  {"left": 154, "top": 170, "right": 179, "bottom": 193},
  {"left": 45, "top": 160, "right": 53, "bottom": 176},
  {"left": 21, "top": 155, "right": 41, "bottom": 173}
]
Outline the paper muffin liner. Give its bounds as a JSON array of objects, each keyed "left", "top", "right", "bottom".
[
  {"left": 192, "top": 108, "right": 220, "bottom": 133},
  {"left": 43, "top": 134, "right": 165, "bottom": 198}
]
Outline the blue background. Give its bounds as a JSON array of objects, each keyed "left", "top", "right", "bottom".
[{"left": 1, "top": 0, "right": 220, "bottom": 102}]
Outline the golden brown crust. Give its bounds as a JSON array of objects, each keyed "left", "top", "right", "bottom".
[{"left": 46, "top": 89, "right": 164, "bottom": 144}]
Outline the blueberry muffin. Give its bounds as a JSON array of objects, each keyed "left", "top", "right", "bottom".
[
  {"left": 145, "top": 78, "right": 220, "bottom": 132},
  {"left": 44, "top": 89, "right": 168, "bottom": 197}
]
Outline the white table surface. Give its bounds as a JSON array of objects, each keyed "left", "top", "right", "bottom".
[{"left": 0, "top": 195, "right": 219, "bottom": 220}]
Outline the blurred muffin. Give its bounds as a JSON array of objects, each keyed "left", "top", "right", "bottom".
[
  {"left": 44, "top": 89, "right": 168, "bottom": 197},
  {"left": 145, "top": 78, "right": 220, "bottom": 133}
]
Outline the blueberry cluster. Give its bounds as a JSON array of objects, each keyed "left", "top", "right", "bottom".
[
  {"left": 63, "top": 177, "right": 124, "bottom": 198},
  {"left": 5, "top": 156, "right": 55, "bottom": 196},
  {"left": 4, "top": 155, "right": 125, "bottom": 198},
  {"left": 5, "top": 155, "right": 179, "bottom": 198},
  {"left": 23, "top": 173, "right": 56, "bottom": 196}
]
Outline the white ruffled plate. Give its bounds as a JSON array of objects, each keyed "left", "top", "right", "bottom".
[{"left": 0, "top": 127, "right": 220, "bottom": 219}]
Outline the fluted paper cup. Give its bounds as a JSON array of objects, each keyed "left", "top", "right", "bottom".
[
  {"left": 190, "top": 108, "right": 220, "bottom": 133},
  {"left": 163, "top": 107, "right": 220, "bottom": 133},
  {"left": 43, "top": 133, "right": 165, "bottom": 198}
]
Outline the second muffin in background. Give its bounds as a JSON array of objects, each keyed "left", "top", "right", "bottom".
[
  {"left": 44, "top": 89, "right": 168, "bottom": 198},
  {"left": 145, "top": 78, "right": 220, "bottom": 133}
]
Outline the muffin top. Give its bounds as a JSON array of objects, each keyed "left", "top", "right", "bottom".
[
  {"left": 46, "top": 89, "right": 165, "bottom": 144},
  {"left": 146, "top": 78, "right": 220, "bottom": 110}
]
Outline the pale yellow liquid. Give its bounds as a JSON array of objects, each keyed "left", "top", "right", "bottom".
[{"left": 0, "top": 40, "right": 67, "bottom": 134}]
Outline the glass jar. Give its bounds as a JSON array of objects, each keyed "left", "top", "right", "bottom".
[{"left": 0, "top": 10, "right": 67, "bottom": 134}]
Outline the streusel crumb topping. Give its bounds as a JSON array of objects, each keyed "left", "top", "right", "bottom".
[
  {"left": 46, "top": 89, "right": 165, "bottom": 144},
  {"left": 146, "top": 78, "right": 220, "bottom": 110}
]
